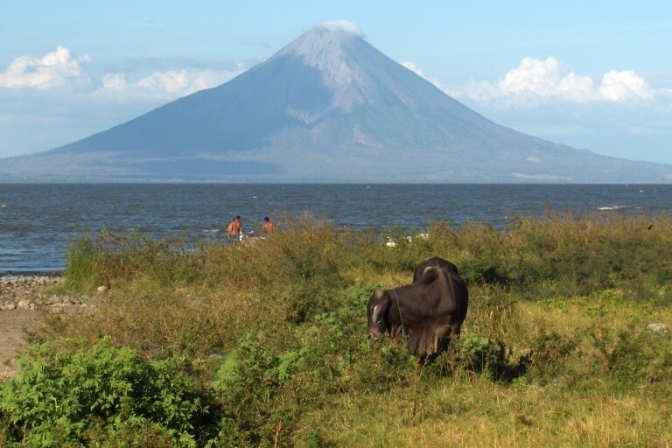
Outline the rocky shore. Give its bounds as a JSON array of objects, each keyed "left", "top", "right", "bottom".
[{"left": 0, "top": 275, "right": 91, "bottom": 312}]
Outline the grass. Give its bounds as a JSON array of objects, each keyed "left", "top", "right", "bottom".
[
  {"left": 2, "top": 212, "right": 671, "bottom": 447},
  {"left": 311, "top": 378, "right": 670, "bottom": 447}
]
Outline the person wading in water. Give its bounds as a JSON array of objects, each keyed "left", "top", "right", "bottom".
[
  {"left": 261, "top": 216, "right": 276, "bottom": 234},
  {"left": 227, "top": 215, "right": 243, "bottom": 243}
]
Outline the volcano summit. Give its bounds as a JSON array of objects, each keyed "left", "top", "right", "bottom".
[{"left": 2, "top": 23, "right": 671, "bottom": 183}]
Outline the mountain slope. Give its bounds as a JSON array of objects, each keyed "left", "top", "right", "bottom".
[{"left": 1, "top": 25, "right": 671, "bottom": 182}]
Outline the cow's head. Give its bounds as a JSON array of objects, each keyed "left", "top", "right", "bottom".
[{"left": 367, "top": 288, "right": 391, "bottom": 340}]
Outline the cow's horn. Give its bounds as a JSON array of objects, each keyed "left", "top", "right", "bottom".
[{"left": 372, "top": 304, "right": 383, "bottom": 324}]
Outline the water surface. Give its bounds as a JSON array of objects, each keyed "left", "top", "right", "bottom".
[{"left": 1, "top": 184, "right": 670, "bottom": 273}]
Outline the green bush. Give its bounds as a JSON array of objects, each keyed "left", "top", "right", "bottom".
[
  {"left": 455, "top": 335, "right": 506, "bottom": 376},
  {"left": 63, "top": 235, "right": 107, "bottom": 291},
  {"left": 607, "top": 329, "right": 672, "bottom": 383},
  {"left": 210, "top": 335, "right": 304, "bottom": 447},
  {"left": 63, "top": 230, "right": 209, "bottom": 293},
  {"left": 588, "top": 322, "right": 672, "bottom": 384},
  {"left": 0, "top": 339, "right": 207, "bottom": 447},
  {"left": 524, "top": 329, "right": 580, "bottom": 384}
]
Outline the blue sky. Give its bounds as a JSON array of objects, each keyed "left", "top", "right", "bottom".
[{"left": 2, "top": 1, "right": 671, "bottom": 164}]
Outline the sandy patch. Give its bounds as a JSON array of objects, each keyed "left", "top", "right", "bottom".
[
  {"left": 0, "top": 310, "right": 44, "bottom": 379},
  {"left": 0, "top": 275, "right": 92, "bottom": 379}
]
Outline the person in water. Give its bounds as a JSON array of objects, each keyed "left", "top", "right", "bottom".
[
  {"left": 227, "top": 215, "right": 243, "bottom": 242},
  {"left": 261, "top": 216, "right": 276, "bottom": 233}
]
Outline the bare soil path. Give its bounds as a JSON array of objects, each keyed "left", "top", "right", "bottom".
[
  {"left": 0, "top": 276, "right": 89, "bottom": 379},
  {"left": 0, "top": 310, "right": 44, "bottom": 379}
]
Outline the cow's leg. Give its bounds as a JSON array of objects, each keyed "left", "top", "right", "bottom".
[
  {"left": 446, "top": 324, "right": 462, "bottom": 373},
  {"left": 448, "top": 324, "right": 462, "bottom": 356},
  {"left": 433, "top": 330, "right": 441, "bottom": 354}
]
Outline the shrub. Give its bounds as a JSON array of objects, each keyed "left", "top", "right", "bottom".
[
  {"left": 455, "top": 335, "right": 507, "bottom": 378},
  {"left": 524, "top": 329, "right": 580, "bottom": 384},
  {"left": 63, "top": 231, "right": 209, "bottom": 293},
  {"left": 607, "top": 328, "right": 672, "bottom": 383},
  {"left": 0, "top": 339, "right": 207, "bottom": 447},
  {"left": 210, "top": 335, "right": 303, "bottom": 447},
  {"left": 588, "top": 321, "right": 672, "bottom": 384},
  {"left": 63, "top": 235, "right": 108, "bottom": 291}
]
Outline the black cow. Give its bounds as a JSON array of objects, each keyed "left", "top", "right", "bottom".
[{"left": 367, "top": 257, "right": 468, "bottom": 357}]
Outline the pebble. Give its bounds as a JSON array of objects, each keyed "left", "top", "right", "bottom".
[{"left": 0, "top": 275, "right": 91, "bottom": 312}]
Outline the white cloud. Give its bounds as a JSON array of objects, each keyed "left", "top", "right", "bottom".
[
  {"left": 101, "top": 73, "right": 127, "bottom": 91},
  {"left": 136, "top": 71, "right": 190, "bottom": 93},
  {"left": 498, "top": 57, "right": 593, "bottom": 100},
  {"left": 1, "top": 46, "right": 245, "bottom": 102},
  {"left": 0, "top": 46, "right": 91, "bottom": 90},
  {"left": 451, "top": 56, "right": 658, "bottom": 105},
  {"left": 133, "top": 69, "right": 242, "bottom": 95},
  {"left": 402, "top": 61, "right": 444, "bottom": 89},
  {"left": 317, "top": 20, "right": 364, "bottom": 36},
  {"left": 598, "top": 70, "right": 654, "bottom": 101},
  {"left": 92, "top": 68, "right": 244, "bottom": 101}
]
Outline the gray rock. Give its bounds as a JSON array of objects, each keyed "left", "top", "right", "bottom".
[
  {"left": 0, "top": 275, "right": 91, "bottom": 312},
  {"left": 647, "top": 323, "right": 668, "bottom": 336}
]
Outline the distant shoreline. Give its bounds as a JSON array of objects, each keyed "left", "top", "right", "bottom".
[{"left": 1, "top": 271, "right": 64, "bottom": 279}]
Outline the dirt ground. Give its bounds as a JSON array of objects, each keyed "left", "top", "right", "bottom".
[
  {"left": 0, "top": 275, "right": 81, "bottom": 380},
  {"left": 0, "top": 310, "right": 44, "bottom": 379}
]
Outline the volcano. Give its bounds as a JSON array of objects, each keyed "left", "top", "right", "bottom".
[{"left": 2, "top": 23, "right": 671, "bottom": 182}]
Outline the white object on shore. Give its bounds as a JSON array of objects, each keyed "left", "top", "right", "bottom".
[
  {"left": 97, "top": 285, "right": 109, "bottom": 294},
  {"left": 385, "top": 233, "right": 429, "bottom": 247},
  {"left": 648, "top": 323, "right": 668, "bottom": 336}
]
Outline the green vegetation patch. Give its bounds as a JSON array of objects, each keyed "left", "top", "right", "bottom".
[{"left": 4, "top": 213, "right": 672, "bottom": 446}]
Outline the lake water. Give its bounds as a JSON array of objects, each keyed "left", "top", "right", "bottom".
[{"left": 1, "top": 183, "right": 671, "bottom": 274}]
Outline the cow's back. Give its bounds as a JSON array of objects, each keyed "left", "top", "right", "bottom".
[
  {"left": 413, "top": 257, "right": 468, "bottom": 324},
  {"left": 413, "top": 256, "right": 459, "bottom": 283}
]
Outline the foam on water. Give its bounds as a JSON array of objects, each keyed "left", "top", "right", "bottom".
[{"left": 597, "top": 206, "right": 628, "bottom": 210}]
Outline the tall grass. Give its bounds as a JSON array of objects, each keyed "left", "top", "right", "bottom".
[{"left": 5, "top": 213, "right": 671, "bottom": 447}]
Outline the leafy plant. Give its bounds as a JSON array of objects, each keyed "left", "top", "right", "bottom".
[
  {"left": 210, "top": 335, "right": 303, "bottom": 447},
  {"left": 455, "top": 335, "right": 506, "bottom": 377},
  {"left": 0, "top": 339, "right": 207, "bottom": 447}
]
